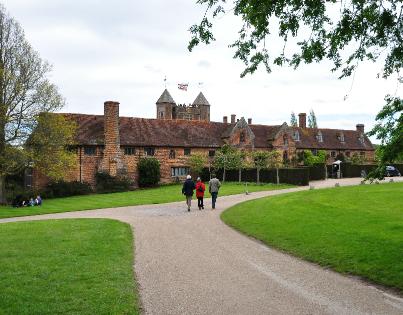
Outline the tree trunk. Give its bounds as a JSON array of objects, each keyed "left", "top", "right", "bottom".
[
  {"left": 276, "top": 168, "right": 279, "bottom": 185},
  {"left": 257, "top": 167, "right": 260, "bottom": 184},
  {"left": 238, "top": 168, "right": 242, "bottom": 182},
  {"left": 0, "top": 175, "right": 6, "bottom": 205}
]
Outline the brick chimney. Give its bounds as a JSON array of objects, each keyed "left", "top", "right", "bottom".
[
  {"left": 99, "top": 101, "right": 126, "bottom": 176},
  {"left": 223, "top": 116, "right": 228, "bottom": 123},
  {"left": 231, "top": 114, "right": 236, "bottom": 124},
  {"left": 298, "top": 113, "right": 307, "bottom": 129},
  {"left": 356, "top": 124, "right": 364, "bottom": 133},
  {"left": 248, "top": 118, "right": 252, "bottom": 124}
]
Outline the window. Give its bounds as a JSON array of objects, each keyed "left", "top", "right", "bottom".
[
  {"left": 171, "top": 167, "right": 190, "bottom": 177},
  {"left": 209, "top": 150, "right": 215, "bottom": 157},
  {"left": 124, "top": 147, "right": 135, "bottom": 155},
  {"left": 338, "top": 133, "right": 345, "bottom": 142},
  {"left": 84, "top": 146, "right": 96, "bottom": 155},
  {"left": 240, "top": 131, "right": 246, "bottom": 143},
  {"left": 316, "top": 131, "right": 323, "bottom": 142},
  {"left": 331, "top": 151, "right": 336, "bottom": 157},
  {"left": 283, "top": 135, "right": 288, "bottom": 146},
  {"left": 293, "top": 130, "right": 300, "bottom": 141},
  {"left": 283, "top": 150, "right": 288, "bottom": 162},
  {"left": 184, "top": 148, "right": 191, "bottom": 156},
  {"left": 159, "top": 111, "right": 164, "bottom": 118},
  {"left": 346, "top": 151, "right": 351, "bottom": 157},
  {"left": 359, "top": 134, "right": 365, "bottom": 144},
  {"left": 169, "top": 149, "right": 176, "bottom": 159},
  {"left": 144, "top": 147, "right": 155, "bottom": 156},
  {"left": 360, "top": 151, "right": 365, "bottom": 156},
  {"left": 311, "top": 149, "right": 318, "bottom": 156}
]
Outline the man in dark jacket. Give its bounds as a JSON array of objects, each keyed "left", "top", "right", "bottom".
[{"left": 182, "top": 175, "right": 196, "bottom": 211}]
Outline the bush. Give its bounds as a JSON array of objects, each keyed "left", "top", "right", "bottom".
[
  {"left": 138, "top": 157, "right": 161, "bottom": 187},
  {"left": 41, "top": 180, "right": 93, "bottom": 199},
  {"left": 95, "top": 172, "right": 132, "bottom": 193}
]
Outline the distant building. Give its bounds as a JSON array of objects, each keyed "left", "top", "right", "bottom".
[{"left": 31, "top": 89, "right": 375, "bottom": 188}]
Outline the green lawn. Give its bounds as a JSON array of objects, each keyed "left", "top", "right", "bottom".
[
  {"left": 221, "top": 182, "right": 403, "bottom": 292},
  {"left": 0, "top": 182, "right": 292, "bottom": 219},
  {"left": 0, "top": 219, "right": 139, "bottom": 315}
]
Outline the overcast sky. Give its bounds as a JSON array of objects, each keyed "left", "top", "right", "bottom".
[{"left": 3, "top": 0, "right": 402, "bottom": 142}]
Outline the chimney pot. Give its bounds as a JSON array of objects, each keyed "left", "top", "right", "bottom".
[
  {"left": 248, "top": 118, "right": 252, "bottom": 124},
  {"left": 298, "top": 113, "right": 307, "bottom": 129},
  {"left": 223, "top": 116, "right": 228, "bottom": 124},
  {"left": 356, "top": 124, "right": 364, "bottom": 133},
  {"left": 231, "top": 114, "right": 236, "bottom": 124}
]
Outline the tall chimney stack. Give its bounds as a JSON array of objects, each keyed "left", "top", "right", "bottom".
[
  {"left": 231, "top": 114, "right": 236, "bottom": 124},
  {"left": 248, "top": 118, "right": 252, "bottom": 124},
  {"left": 223, "top": 116, "right": 228, "bottom": 124},
  {"left": 298, "top": 113, "right": 307, "bottom": 129},
  {"left": 99, "top": 101, "right": 126, "bottom": 177},
  {"left": 356, "top": 124, "right": 364, "bottom": 133}
]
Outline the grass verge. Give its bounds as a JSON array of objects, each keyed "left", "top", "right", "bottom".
[
  {"left": 0, "top": 219, "right": 139, "bottom": 314},
  {"left": 0, "top": 182, "right": 292, "bottom": 219},
  {"left": 221, "top": 182, "right": 403, "bottom": 292}
]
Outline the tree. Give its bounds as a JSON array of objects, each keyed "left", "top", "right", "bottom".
[
  {"left": 251, "top": 150, "right": 269, "bottom": 184},
  {"left": 189, "top": 1, "right": 402, "bottom": 81},
  {"left": 308, "top": 110, "right": 318, "bottom": 128},
  {"left": 0, "top": 6, "right": 65, "bottom": 203},
  {"left": 367, "top": 96, "right": 402, "bottom": 178},
  {"left": 26, "top": 113, "right": 77, "bottom": 181},
  {"left": 138, "top": 157, "right": 160, "bottom": 187},
  {"left": 267, "top": 150, "right": 282, "bottom": 184},
  {"left": 188, "top": 153, "right": 207, "bottom": 176},
  {"left": 303, "top": 150, "right": 326, "bottom": 166},
  {"left": 290, "top": 112, "right": 297, "bottom": 127},
  {"left": 213, "top": 144, "right": 241, "bottom": 182}
]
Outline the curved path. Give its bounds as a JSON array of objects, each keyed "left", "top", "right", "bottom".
[{"left": 1, "top": 178, "right": 403, "bottom": 314}]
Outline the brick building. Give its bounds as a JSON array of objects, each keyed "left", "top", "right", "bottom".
[{"left": 32, "top": 89, "right": 375, "bottom": 188}]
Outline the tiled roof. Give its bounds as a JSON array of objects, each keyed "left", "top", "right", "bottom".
[
  {"left": 291, "top": 127, "right": 374, "bottom": 151},
  {"left": 156, "top": 89, "right": 175, "bottom": 104},
  {"left": 192, "top": 92, "right": 210, "bottom": 106}
]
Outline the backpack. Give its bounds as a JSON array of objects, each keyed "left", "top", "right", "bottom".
[{"left": 198, "top": 184, "right": 204, "bottom": 192}]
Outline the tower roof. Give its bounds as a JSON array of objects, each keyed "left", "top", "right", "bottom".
[
  {"left": 156, "top": 89, "right": 175, "bottom": 104},
  {"left": 192, "top": 92, "right": 210, "bottom": 106}
]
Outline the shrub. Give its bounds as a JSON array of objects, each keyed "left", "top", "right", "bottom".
[
  {"left": 41, "top": 180, "right": 93, "bottom": 199},
  {"left": 95, "top": 172, "right": 132, "bottom": 193},
  {"left": 138, "top": 157, "right": 160, "bottom": 187}
]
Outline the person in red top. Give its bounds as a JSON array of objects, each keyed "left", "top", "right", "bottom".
[{"left": 195, "top": 177, "right": 205, "bottom": 210}]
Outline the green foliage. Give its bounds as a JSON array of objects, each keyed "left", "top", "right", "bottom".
[
  {"left": 251, "top": 150, "right": 270, "bottom": 169},
  {"left": 95, "top": 172, "right": 132, "bottom": 193},
  {"left": 187, "top": 153, "right": 207, "bottom": 175},
  {"left": 27, "top": 113, "right": 77, "bottom": 181},
  {"left": 367, "top": 96, "right": 403, "bottom": 179},
  {"left": 290, "top": 112, "right": 297, "bottom": 127},
  {"left": 349, "top": 152, "right": 366, "bottom": 165},
  {"left": 222, "top": 183, "right": 403, "bottom": 291},
  {"left": 303, "top": 150, "right": 326, "bottom": 166},
  {"left": 308, "top": 110, "right": 318, "bottom": 128},
  {"left": 41, "top": 180, "right": 92, "bottom": 199},
  {"left": 189, "top": 1, "right": 402, "bottom": 80},
  {"left": 267, "top": 150, "right": 282, "bottom": 168},
  {"left": 137, "top": 157, "right": 161, "bottom": 187},
  {"left": 213, "top": 144, "right": 243, "bottom": 171},
  {"left": 0, "top": 219, "right": 139, "bottom": 314}
]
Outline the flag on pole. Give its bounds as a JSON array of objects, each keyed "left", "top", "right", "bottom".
[{"left": 178, "top": 83, "right": 188, "bottom": 91}]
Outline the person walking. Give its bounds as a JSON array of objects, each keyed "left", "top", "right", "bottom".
[
  {"left": 182, "top": 175, "right": 195, "bottom": 212},
  {"left": 209, "top": 174, "right": 221, "bottom": 209},
  {"left": 195, "top": 177, "right": 205, "bottom": 210}
]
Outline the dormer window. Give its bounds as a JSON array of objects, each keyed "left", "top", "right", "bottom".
[
  {"left": 240, "top": 131, "right": 246, "bottom": 143},
  {"left": 359, "top": 134, "right": 365, "bottom": 144},
  {"left": 316, "top": 131, "right": 323, "bottom": 142},
  {"left": 283, "top": 135, "right": 288, "bottom": 145},
  {"left": 337, "top": 132, "right": 345, "bottom": 142},
  {"left": 293, "top": 130, "right": 300, "bottom": 141}
]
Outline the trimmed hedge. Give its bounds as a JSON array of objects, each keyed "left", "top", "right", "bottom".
[
  {"left": 200, "top": 167, "right": 309, "bottom": 186},
  {"left": 95, "top": 172, "right": 132, "bottom": 193},
  {"left": 138, "top": 157, "right": 161, "bottom": 187},
  {"left": 41, "top": 180, "right": 93, "bottom": 199},
  {"left": 307, "top": 164, "right": 327, "bottom": 180}
]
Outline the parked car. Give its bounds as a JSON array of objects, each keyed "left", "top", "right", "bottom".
[{"left": 385, "top": 165, "right": 401, "bottom": 177}]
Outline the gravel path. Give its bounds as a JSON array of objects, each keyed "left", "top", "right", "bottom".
[{"left": 1, "top": 178, "right": 403, "bottom": 314}]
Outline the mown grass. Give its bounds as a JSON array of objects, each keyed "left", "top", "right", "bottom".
[
  {"left": 0, "top": 219, "right": 139, "bottom": 315},
  {"left": 221, "top": 182, "right": 403, "bottom": 292},
  {"left": 0, "top": 182, "right": 292, "bottom": 219}
]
